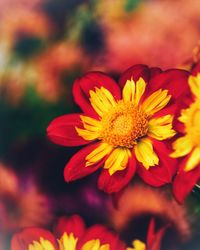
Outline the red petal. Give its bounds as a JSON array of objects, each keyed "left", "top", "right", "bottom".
[
  {"left": 147, "top": 219, "right": 166, "bottom": 250},
  {"left": 150, "top": 67, "right": 163, "bottom": 78},
  {"left": 47, "top": 114, "right": 90, "bottom": 146},
  {"left": 54, "top": 215, "right": 85, "bottom": 239},
  {"left": 119, "top": 64, "right": 151, "bottom": 88},
  {"left": 137, "top": 140, "right": 177, "bottom": 187},
  {"left": 11, "top": 228, "right": 57, "bottom": 250},
  {"left": 73, "top": 72, "right": 121, "bottom": 116},
  {"left": 77, "top": 225, "right": 125, "bottom": 250},
  {"left": 64, "top": 142, "right": 105, "bottom": 182},
  {"left": 98, "top": 156, "right": 136, "bottom": 193},
  {"left": 173, "top": 157, "right": 200, "bottom": 203},
  {"left": 149, "top": 69, "right": 189, "bottom": 100}
]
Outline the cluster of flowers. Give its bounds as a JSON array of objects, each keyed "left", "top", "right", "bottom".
[
  {"left": 11, "top": 214, "right": 165, "bottom": 250},
  {"left": 11, "top": 63, "right": 200, "bottom": 249}
]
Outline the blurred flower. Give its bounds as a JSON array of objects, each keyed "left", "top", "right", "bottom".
[
  {"left": 0, "top": 40, "right": 84, "bottom": 104},
  {"left": 192, "top": 41, "right": 200, "bottom": 66},
  {"left": 0, "top": 0, "right": 42, "bottom": 17},
  {"left": 0, "top": 7, "right": 52, "bottom": 52},
  {"left": 0, "top": 6, "right": 54, "bottom": 104},
  {"left": 171, "top": 63, "right": 200, "bottom": 202},
  {"left": 0, "top": 163, "right": 52, "bottom": 233},
  {"left": 0, "top": 163, "right": 18, "bottom": 196},
  {"left": 33, "top": 42, "right": 82, "bottom": 102},
  {"left": 109, "top": 184, "right": 191, "bottom": 242},
  {"left": 127, "top": 219, "right": 166, "bottom": 250},
  {"left": 0, "top": 61, "right": 34, "bottom": 105},
  {"left": 11, "top": 214, "right": 126, "bottom": 250},
  {"left": 95, "top": 0, "right": 200, "bottom": 71},
  {"left": 47, "top": 64, "right": 188, "bottom": 193}
]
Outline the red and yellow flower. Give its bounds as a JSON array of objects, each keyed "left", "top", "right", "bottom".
[
  {"left": 47, "top": 64, "right": 189, "bottom": 193},
  {"left": 127, "top": 219, "right": 166, "bottom": 250},
  {"left": 171, "top": 63, "right": 200, "bottom": 202},
  {"left": 11, "top": 215, "right": 125, "bottom": 250}
]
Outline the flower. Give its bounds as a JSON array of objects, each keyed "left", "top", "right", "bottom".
[
  {"left": 127, "top": 219, "right": 166, "bottom": 250},
  {"left": 95, "top": 0, "right": 200, "bottom": 71},
  {"left": 47, "top": 64, "right": 189, "bottom": 193},
  {"left": 33, "top": 42, "right": 82, "bottom": 102},
  {"left": 11, "top": 214, "right": 125, "bottom": 250},
  {"left": 109, "top": 183, "right": 191, "bottom": 241},
  {"left": 171, "top": 63, "right": 200, "bottom": 202},
  {"left": 0, "top": 7, "right": 52, "bottom": 51},
  {"left": 0, "top": 163, "right": 52, "bottom": 233}
]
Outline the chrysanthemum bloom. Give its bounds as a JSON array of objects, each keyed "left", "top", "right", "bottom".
[
  {"left": 47, "top": 64, "right": 189, "bottom": 193},
  {"left": 127, "top": 219, "right": 166, "bottom": 250},
  {"left": 171, "top": 63, "right": 200, "bottom": 202},
  {"left": 11, "top": 214, "right": 125, "bottom": 250}
]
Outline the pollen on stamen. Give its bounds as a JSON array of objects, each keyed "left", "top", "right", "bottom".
[{"left": 99, "top": 101, "right": 149, "bottom": 148}]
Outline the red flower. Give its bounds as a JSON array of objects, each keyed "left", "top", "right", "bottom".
[
  {"left": 47, "top": 64, "right": 189, "bottom": 193},
  {"left": 127, "top": 219, "right": 167, "bottom": 250},
  {"left": 171, "top": 63, "right": 200, "bottom": 202},
  {"left": 11, "top": 215, "right": 125, "bottom": 250}
]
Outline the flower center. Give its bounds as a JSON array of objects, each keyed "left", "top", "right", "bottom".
[
  {"left": 99, "top": 101, "right": 149, "bottom": 148},
  {"left": 185, "top": 100, "right": 200, "bottom": 146}
]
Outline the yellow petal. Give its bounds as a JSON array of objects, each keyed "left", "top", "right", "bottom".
[
  {"left": 178, "top": 108, "right": 190, "bottom": 124},
  {"left": 188, "top": 74, "right": 200, "bottom": 99},
  {"left": 170, "top": 136, "right": 193, "bottom": 158},
  {"left": 148, "top": 115, "right": 176, "bottom": 140},
  {"left": 28, "top": 238, "right": 55, "bottom": 250},
  {"left": 104, "top": 147, "right": 131, "bottom": 175},
  {"left": 82, "top": 239, "right": 110, "bottom": 250},
  {"left": 76, "top": 127, "right": 99, "bottom": 141},
  {"left": 99, "top": 245, "right": 110, "bottom": 250},
  {"left": 134, "top": 138, "right": 159, "bottom": 169},
  {"left": 100, "top": 87, "right": 117, "bottom": 107},
  {"left": 122, "top": 79, "right": 135, "bottom": 103},
  {"left": 80, "top": 115, "right": 101, "bottom": 132},
  {"left": 141, "top": 89, "right": 171, "bottom": 116},
  {"left": 133, "top": 240, "right": 146, "bottom": 250},
  {"left": 28, "top": 242, "right": 43, "bottom": 250},
  {"left": 58, "top": 233, "right": 77, "bottom": 250},
  {"left": 86, "top": 143, "right": 113, "bottom": 166},
  {"left": 89, "top": 87, "right": 116, "bottom": 117},
  {"left": 184, "top": 147, "right": 200, "bottom": 171},
  {"left": 135, "top": 77, "right": 146, "bottom": 105},
  {"left": 76, "top": 115, "right": 101, "bottom": 141},
  {"left": 82, "top": 239, "right": 100, "bottom": 250},
  {"left": 81, "top": 115, "right": 101, "bottom": 127}
]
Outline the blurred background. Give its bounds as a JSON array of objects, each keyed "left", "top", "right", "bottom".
[{"left": 1, "top": 0, "right": 200, "bottom": 249}]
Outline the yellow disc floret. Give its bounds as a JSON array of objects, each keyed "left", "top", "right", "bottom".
[{"left": 99, "top": 101, "right": 148, "bottom": 148}]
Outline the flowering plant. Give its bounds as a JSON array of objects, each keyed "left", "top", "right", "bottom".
[{"left": 47, "top": 64, "right": 189, "bottom": 195}]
